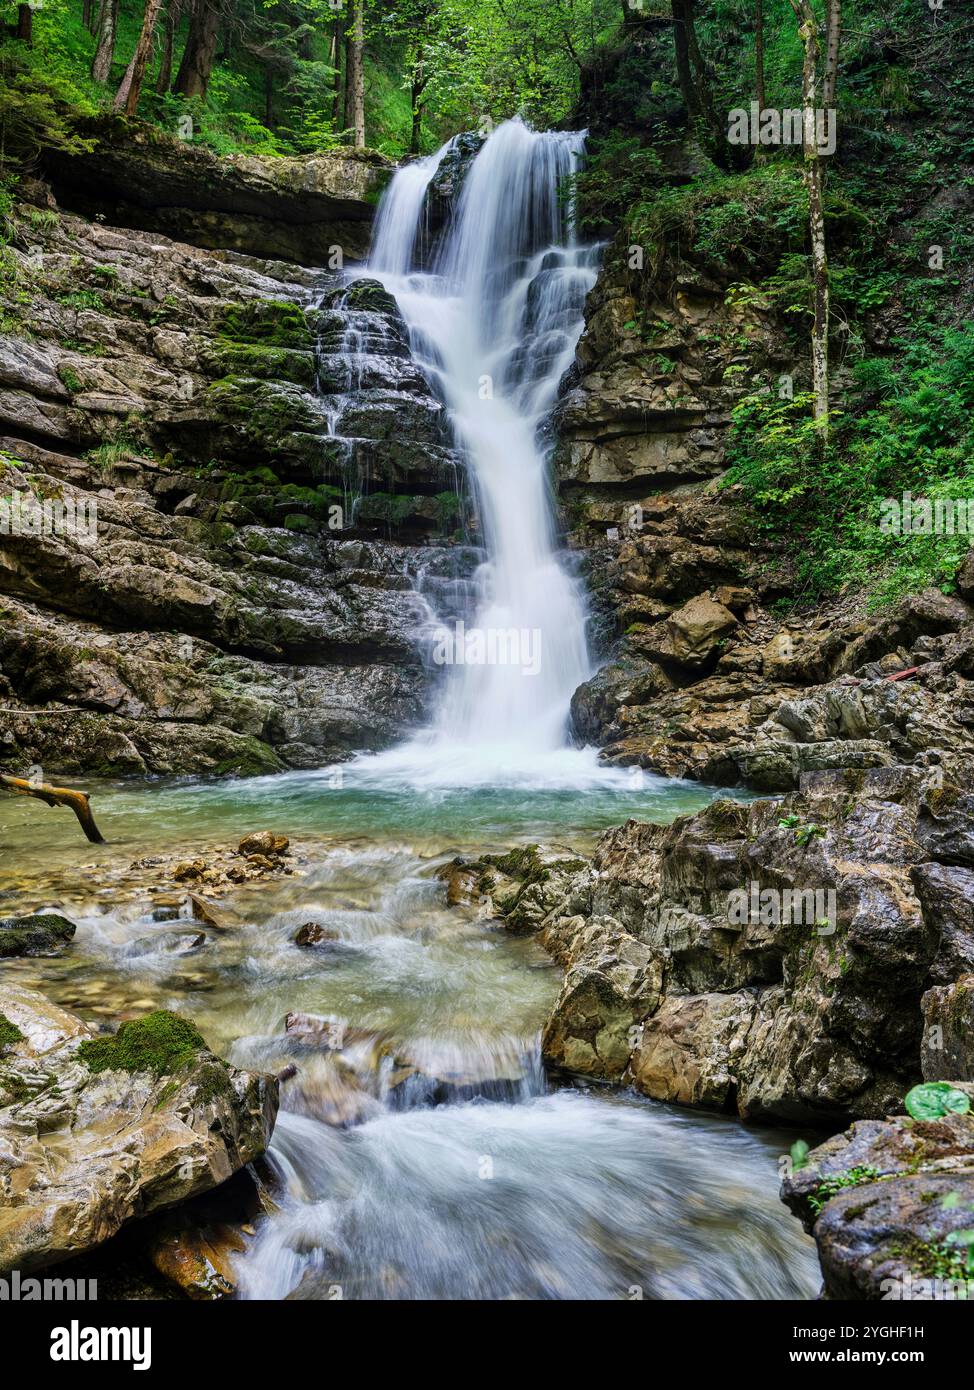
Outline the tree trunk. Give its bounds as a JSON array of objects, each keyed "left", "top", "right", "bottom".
[
  {"left": 349, "top": 0, "right": 365, "bottom": 148},
  {"left": 755, "top": 0, "right": 766, "bottom": 111},
  {"left": 792, "top": 1, "right": 830, "bottom": 435},
  {"left": 409, "top": 53, "right": 426, "bottom": 155},
  {"left": 672, "top": 0, "right": 746, "bottom": 170},
  {"left": 91, "top": 0, "right": 119, "bottom": 82},
  {"left": 173, "top": 0, "right": 220, "bottom": 100},
  {"left": 824, "top": 0, "right": 841, "bottom": 108},
  {"left": 16, "top": 4, "right": 32, "bottom": 43},
  {"left": 330, "top": 16, "right": 344, "bottom": 126},
  {"left": 83, "top": 0, "right": 92, "bottom": 31},
  {"left": 113, "top": 0, "right": 163, "bottom": 115},
  {"left": 264, "top": 63, "right": 274, "bottom": 128},
  {"left": 155, "top": 0, "right": 179, "bottom": 94}
]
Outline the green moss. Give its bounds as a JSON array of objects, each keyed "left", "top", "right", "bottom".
[
  {"left": 78, "top": 1010, "right": 208, "bottom": 1078},
  {"left": 57, "top": 363, "right": 84, "bottom": 393},
  {"left": 218, "top": 299, "right": 310, "bottom": 349},
  {"left": 0, "top": 1013, "right": 24, "bottom": 1050}
]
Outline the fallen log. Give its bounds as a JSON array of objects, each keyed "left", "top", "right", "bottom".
[{"left": 0, "top": 773, "right": 105, "bottom": 844}]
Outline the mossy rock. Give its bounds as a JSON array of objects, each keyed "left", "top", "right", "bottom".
[
  {"left": 203, "top": 341, "right": 315, "bottom": 389},
  {"left": 79, "top": 1011, "right": 209, "bottom": 1078},
  {"left": 321, "top": 278, "right": 400, "bottom": 316},
  {"left": 0, "top": 1012, "right": 25, "bottom": 1050},
  {"left": 0, "top": 913, "right": 76, "bottom": 958},
  {"left": 217, "top": 299, "right": 311, "bottom": 348}
]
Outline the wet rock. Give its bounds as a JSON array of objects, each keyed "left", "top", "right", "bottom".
[
  {"left": 629, "top": 991, "right": 756, "bottom": 1109},
  {"left": 126, "top": 930, "right": 207, "bottom": 958},
  {"left": 922, "top": 977, "right": 974, "bottom": 1081},
  {"left": 435, "top": 858, "right": 483, "bottom": 908},
  {"left": 238, "top": 831, "right": 289, "bottom": 857},
  {"left": 0, "top": 912, "right": 76, "bottom": 958},
  {"left": 540, "top": 916, "right": 662, "bottom": 1080},
  {"left": 781, "top": 1106, "right": 974, "bottom": 1298},
  {"left": 293, "top": 921, "right": 340, "bottom": 947},
  {"left": 502, "top": 768, "right": 974, "bottom": 1122},
  {"left": 141, "top": 1164, "right": 277, "bottom": 1300},
  {"left": 0, "top": 985, "right": 278, "bottom": 1273}
]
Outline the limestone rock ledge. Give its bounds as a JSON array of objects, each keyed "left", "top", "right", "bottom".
[
  {"left": 0, "top": 984, "right": 278, "bottom": 1274},
  {"left": 462, "top": 767, "right": 974, "bottom": 1126}
]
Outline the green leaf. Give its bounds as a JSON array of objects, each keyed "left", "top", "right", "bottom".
[
  {"left": 790, "top": 1139, "right": 811, "bottom": 1171},
  {"left": 904, "top": 1082, "right": 972, "bottom": 1121}
]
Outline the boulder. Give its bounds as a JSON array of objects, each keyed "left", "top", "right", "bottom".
[
  {"left": 781, "top": 1107, "right": 974, "bottom": 1299},
  {"left": 0, "top": 986, "right": 278, "bottom": 1274},
  {"left": 0, "top": 913, "right": 75, "bottom": 958}
]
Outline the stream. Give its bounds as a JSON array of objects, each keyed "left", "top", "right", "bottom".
[{"left": 0, "top": 772, "right": 818, "bottom": 1300}]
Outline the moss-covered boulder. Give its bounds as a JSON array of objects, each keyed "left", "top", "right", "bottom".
[
  {"left": 0, "top": 913, "right": 76, "bottom": 958},
  {"left": 0, "top": 986, "right": 278, "bottom": 1274}
]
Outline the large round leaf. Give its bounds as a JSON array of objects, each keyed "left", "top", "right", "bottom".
[{"left": 904, "top": 1081, "right": 972, "bottom": 1121}]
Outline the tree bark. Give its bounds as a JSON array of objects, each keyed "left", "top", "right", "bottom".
[
  {"left": 791, "top": 1, "right": 830, "bottom": 435},
  {"left": 91, "top": 0, "right": 119, "bottom": 82},
  {"left": 349, "top": 0, "right": 365, "bottom": 147},
  {"left": 823, "top": 0, "right": 841, "bottom": 108},
  {"left": 755, "top": 0, "right": 766, "bottom": 111},
  {"left": 0, "top": 774, "right": 105, "bottom": 845},
  {"left": 409, "top": 53, "right": 427, "bottom": 155},
  {"left": 83, "top": 0, "right": 92, "bottom": 31},
  {"left": 16, "top": 4, "right": 32, "bottom": 43},
  {"left": 671, "top": 0, "right": 747, "bottom": 170},
  {"left": 114, "top": 0, "right": 163, "bottom": 114},
  {"left": 330, "top": 15, "right": 344, "bottom": 126},
  {"left": 155, "top": 0, "right": 180, "bottom": 94},
  {"left": 173, "top": 0, "right": 220, "bottom": 100}
]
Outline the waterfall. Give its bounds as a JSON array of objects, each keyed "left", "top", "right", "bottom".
[{"left": 355, "top": 119, "right": 620, "bottom": 788}]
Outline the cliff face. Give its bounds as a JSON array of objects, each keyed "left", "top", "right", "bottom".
[
  {"left": 554, "top": 238, "right": 974, "bottom": 794},
  {"left": 0, "top": 139, "right": 471, "bottom": 777}
]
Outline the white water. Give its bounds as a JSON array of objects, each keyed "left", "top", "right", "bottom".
[{"left": 356, "top": 119, "right": 618, "bottom": 789}]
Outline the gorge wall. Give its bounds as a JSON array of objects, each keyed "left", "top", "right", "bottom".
[{"left": 0, "top": 128, "right": 479, "bottom": 776}]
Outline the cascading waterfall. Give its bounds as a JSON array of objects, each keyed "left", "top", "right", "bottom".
[{"left": 356, "top": 119, "right": 617, "bottom": 788}]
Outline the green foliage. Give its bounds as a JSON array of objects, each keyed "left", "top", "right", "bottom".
[
  {"left": 724, "top": 326, "right": 974, "bottom": 608},
  {"left": 808, "top": 1165, "right": 881, "bottom": 1216},
  {"left": 904, "top": 1082, "right": 972, "bottom": 1123},
  {"left": 790, "top": 1138, "right": 811, "bottom": 1172},
  {"left": 78, "top": 1010, "right": 208, "bottom": 1077}
]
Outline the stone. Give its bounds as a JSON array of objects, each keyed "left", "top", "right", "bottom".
[
  {"left": 0, "top": 912, "right": 76, "bottom": 958},
  {"left": 293, "top": 922, "right": 340, "bottom": 947},
  {"left": 781, "top": 1108, "right": 974, "bottom": 1299},
  {"left": 629, "top": 991, "right": 757, "bottom": 1109},
  {"left": 540, "top": 917, "right": 662, "bottom": 1080},
  {"left": 0, "top": 986, "right": 278, "bottom": 1273},
  {"left": 238, "top": 831, "right": 289, "bottom": 857},
  {"left": 922, "top": 977, "right": 974, "bottom": 1081}
]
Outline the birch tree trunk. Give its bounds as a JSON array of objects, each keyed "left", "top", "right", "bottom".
[{"left": 791, "top": 1, "right": 830, "bottom": 436}]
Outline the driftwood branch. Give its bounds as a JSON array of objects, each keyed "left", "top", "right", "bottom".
[{"left": 0, "top": 774, "right": 105, "bottom": 844}]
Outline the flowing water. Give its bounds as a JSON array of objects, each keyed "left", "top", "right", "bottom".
[
  {"left": 0, "top": 120, "right": 818, "bottom": 1300},
  {"left": 362, "top": 119, "right": 608, "bottom": 787}
]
